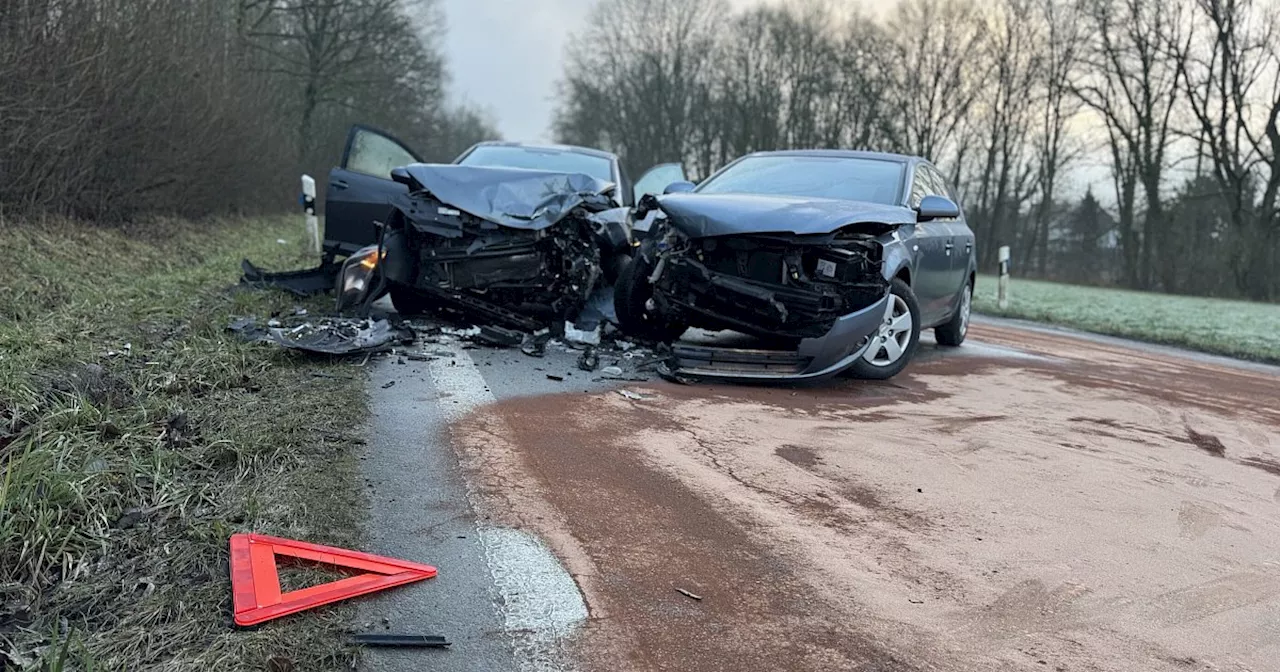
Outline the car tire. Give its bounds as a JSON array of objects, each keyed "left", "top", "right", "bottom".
[
  {"left": 389, "top": 284, "right": 434, "bottom": 316},
  {"left": 847, "top": 278, "right": 921, "bottom": 380},
  {"left": 614, "top": 251, "right": 688, "bottom": 342},
  {"left": 935, "top": 278, "right": 972, "bottom": 347}
]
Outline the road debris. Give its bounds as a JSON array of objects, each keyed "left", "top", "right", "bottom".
[
  {"left": 601, "top": 365, "right": 623, "bottom": 376},
  {"left": 351, "top": 634, "right": 451, "bottom": 648},
  {"left": 381, "top": 380, "right": 396, "bottom": 389},
  {"left": 474, "top": 325, "right": 523, "bottom": 348},
  {"left": 577, "top": 347, "right": 600, "bottom": 372},
  {"left": 521, "top": 331, "right": 552, "bottom": 357},
  {"left": 675, "top": 588, "right": 703, "bottom": 601},
  {"left": 228, "top": 316, "right": 413, "bottom": 356},
  {"left": 618, "top": 389, "right": 648, "bottom": 401},
  {"left": 239, "top": 258, "right": 340, "bottom": 297},
  {"left": 546, "top": 374, "right": 565, "bottom": 382}
]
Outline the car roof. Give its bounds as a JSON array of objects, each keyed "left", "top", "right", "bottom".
[
  {"left": 742, "top": 149, "right": 922, "bottom": 164},
  {"left": 467, "top": 141, "right": 618, "bottom": 161}
]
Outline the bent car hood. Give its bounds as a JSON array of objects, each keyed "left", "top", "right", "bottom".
[
  {"left": 654, "top": 193, "right": 915, "bottom": 238},
  {"left": 396, "top": 164, "right": 614, "bottom": 230}
]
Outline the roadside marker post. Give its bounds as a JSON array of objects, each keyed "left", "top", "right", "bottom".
[
  {"left": 229, "top": 533, "right": 436, "bottom": 627},
  {"left": 997, "top": 245, "right": 1010, "bottom": 310},
  {"left": 302, "top": 175, "right": 320, "bottom": 254}
]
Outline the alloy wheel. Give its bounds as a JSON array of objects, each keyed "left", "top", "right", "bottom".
[{"left": 863, "top": 293, "right": 913, "bottom": 367}]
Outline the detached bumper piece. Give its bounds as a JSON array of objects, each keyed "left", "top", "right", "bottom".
[{"left": 239, "top": 258, "right": 340, "bottom": 297}]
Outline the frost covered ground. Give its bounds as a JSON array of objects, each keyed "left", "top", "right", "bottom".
[{"left": 974, "top": 274, "right": 1280, "bottom": 363}]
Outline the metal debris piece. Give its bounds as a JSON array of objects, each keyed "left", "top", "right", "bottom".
[
  {"left": 521, "top": 331, "right": 552, "bottom": 357},
  {"left": 675, "top": 588, "right": 703, "bottom": 601},
  {"left": 474, "top": 325, "right": 524, "bottom": 348},
  {"left": 546, "top": 374, "right": 564, "bottom": 382},
  {"left": 351, "top": 634, "right": 451, "bottom": 648},
  {"left": 577, "top": 347, "right": 600, "bottom": 372},
  {"left": 441, "top": 326, "right": 482, "bottom": 338},
  {"left": 381, "top": 380, "right": 396, "bottom": 389},
  {"left": 601, "top": 365, "right": 623, "bottom": 376},
  {"left": 617, "top": 389, "right": 645, "bottom": 401},
  {"left": 596, "top": 376, "right": 650, "bottom": 383},
  {"left": 229, "top": 317, "right": 413, "bottom": 356}
]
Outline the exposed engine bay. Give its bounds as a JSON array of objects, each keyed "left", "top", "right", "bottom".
[
  {"left": 650, "top": 229, "right": 887, "bottom": 339},
  {"left": 337, "top": 164, "right": 631, "bottom": 330}
]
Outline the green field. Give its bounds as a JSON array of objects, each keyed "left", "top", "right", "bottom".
[
  {"left": 1, "top": 216, "right": 365, "bottom": 670},
  {"left": 973, "top": 274, "right": 1280, "bottom": 363}
]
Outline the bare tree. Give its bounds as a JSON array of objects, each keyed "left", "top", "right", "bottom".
[
  {"left": 967, "top": 0, "right": 1044, "bottom": 269},
  {"left": 1071, "top": 0, "right": 1189, "bottom": 288},
  {"left": 1029, "top": 0, "right": 1086, "bottom": 275},
  {"left": 0, "top": 0, "right": 479, "bottom": 220},
  {"left": 886, "top": 0, "right": 988, "bottom": 168},
  {"left": 556, "top": 0, "right": 725, "bottom": 176},
  {"left": 1173, "top": 0, "right": 1280, "bottom": 299},
  {"left": 242, "top": 0, "right": 446, "bottom": 166}
]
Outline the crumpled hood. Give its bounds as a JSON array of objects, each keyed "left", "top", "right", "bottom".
[
  {"left": 395, "top": 163, "right": 615, "bottom": 230},
  {"left": 654, "top": 193, "right": 914, "bottom": 238}
]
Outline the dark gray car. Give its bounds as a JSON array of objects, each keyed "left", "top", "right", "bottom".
[{"left": 615, "top": 150, "right": 977, "bottom": 382}]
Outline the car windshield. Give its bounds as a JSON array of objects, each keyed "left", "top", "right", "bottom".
[
  {"left": 696, "top": 155, "right": 905, "bottom": 205},
  {"left": 458, "top": 145, "right": 613, "bottom": 182}
]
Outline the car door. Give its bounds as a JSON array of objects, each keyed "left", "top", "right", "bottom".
[
  {"left": 633, "top": 163, "right": 687, "bottom": 203},
  {"left": 906, "top": 164, "right": 954, "bottom": 326},
  {"left": 325, "top": 125, "right": 422, "bottom": 256},
  {"left": 925, "top": 164, "right": 974, "bottom": 300}
]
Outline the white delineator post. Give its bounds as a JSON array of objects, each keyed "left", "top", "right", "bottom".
[
  {"left": 301, "top": 174, "right": 320, "bottom": 254},
  {"left": 997, "top": 245, "right": 1010, "bottom": 310}
]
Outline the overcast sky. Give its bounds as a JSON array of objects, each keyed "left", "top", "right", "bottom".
[{"left": 439, "top": 0, "right": 793, "bottom": 143}]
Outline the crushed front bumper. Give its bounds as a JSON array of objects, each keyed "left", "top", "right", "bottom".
[{"left": 659, "top": 292, "right": 890, "bottom": 383}]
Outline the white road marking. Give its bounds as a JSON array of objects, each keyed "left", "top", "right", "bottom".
[{"left": 426, "top": 343, "right": 588, "bottom": 672}]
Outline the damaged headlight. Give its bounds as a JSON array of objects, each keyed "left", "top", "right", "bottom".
[{"left": 335, "top": 244, "right": 386, "bottom": 310}]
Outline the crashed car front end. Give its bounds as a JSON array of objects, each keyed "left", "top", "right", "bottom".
[
  {"left": 633, "top": 194, "right": 905, "bottom": 382},
  {"left": 337, "top": 165, "right": 631, "bottom": 331}
]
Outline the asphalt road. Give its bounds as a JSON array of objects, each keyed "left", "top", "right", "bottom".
[{"left": 352, "top": 316, "right": 1280, "bottom": 672}]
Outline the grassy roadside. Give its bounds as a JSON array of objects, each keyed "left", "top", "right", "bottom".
[
  {"left": 1, "top": 216, "right": 367, "bottom": 670},
  {"left": 974, "top": 274, "right": 1280, "bottom": 364}
]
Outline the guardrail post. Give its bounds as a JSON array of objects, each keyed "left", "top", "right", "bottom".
[
  {"left": 302, "top": 174, "right": 319, "bottom": 254},
  {"left": 997, "top": 245, "right": 1010, "bottom": 310}
]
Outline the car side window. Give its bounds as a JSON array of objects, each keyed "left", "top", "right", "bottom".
[
  {"left": 923, "top": 165, "right": 952, "bottom": 200},
  {"left": 346, "top": 128, "right": 417, "bottom": 180},
  {"left": 908, "top": 166, "right": 930, "bottom": 208},
  {"left": 922, "top": 165, "right": 960, "bottom": 220}
]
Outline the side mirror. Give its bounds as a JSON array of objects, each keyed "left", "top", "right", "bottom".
[
  {"left": 917, "top": 195, "right": 960, "bottom": 222},
  {"left": 663, "top": 180, "right": 696, "bottom": 194},
  {"left": 390, "top": 167, "right": 413, "bottom": 186}
]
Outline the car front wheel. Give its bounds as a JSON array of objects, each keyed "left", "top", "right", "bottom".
[
  {"left": 614, "top": 251, "right": 688, "bottom": 342},
  {"left": 847, "top": 278, "right": 921, "bottom": 380},
  {"left": 389, "top": 284, "right": 435, "bottom": 316}
]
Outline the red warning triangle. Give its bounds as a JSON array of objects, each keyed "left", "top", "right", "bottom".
[{"left": 229, "top": 532, "right": 436, "bottom": 626}]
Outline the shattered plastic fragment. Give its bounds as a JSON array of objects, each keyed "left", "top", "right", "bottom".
[
  {"left": 228, "top": 317, "right": 412, "bottom": 356},
  {"left": 563, "top": 322, "right": 601, "bottom": 345}
]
